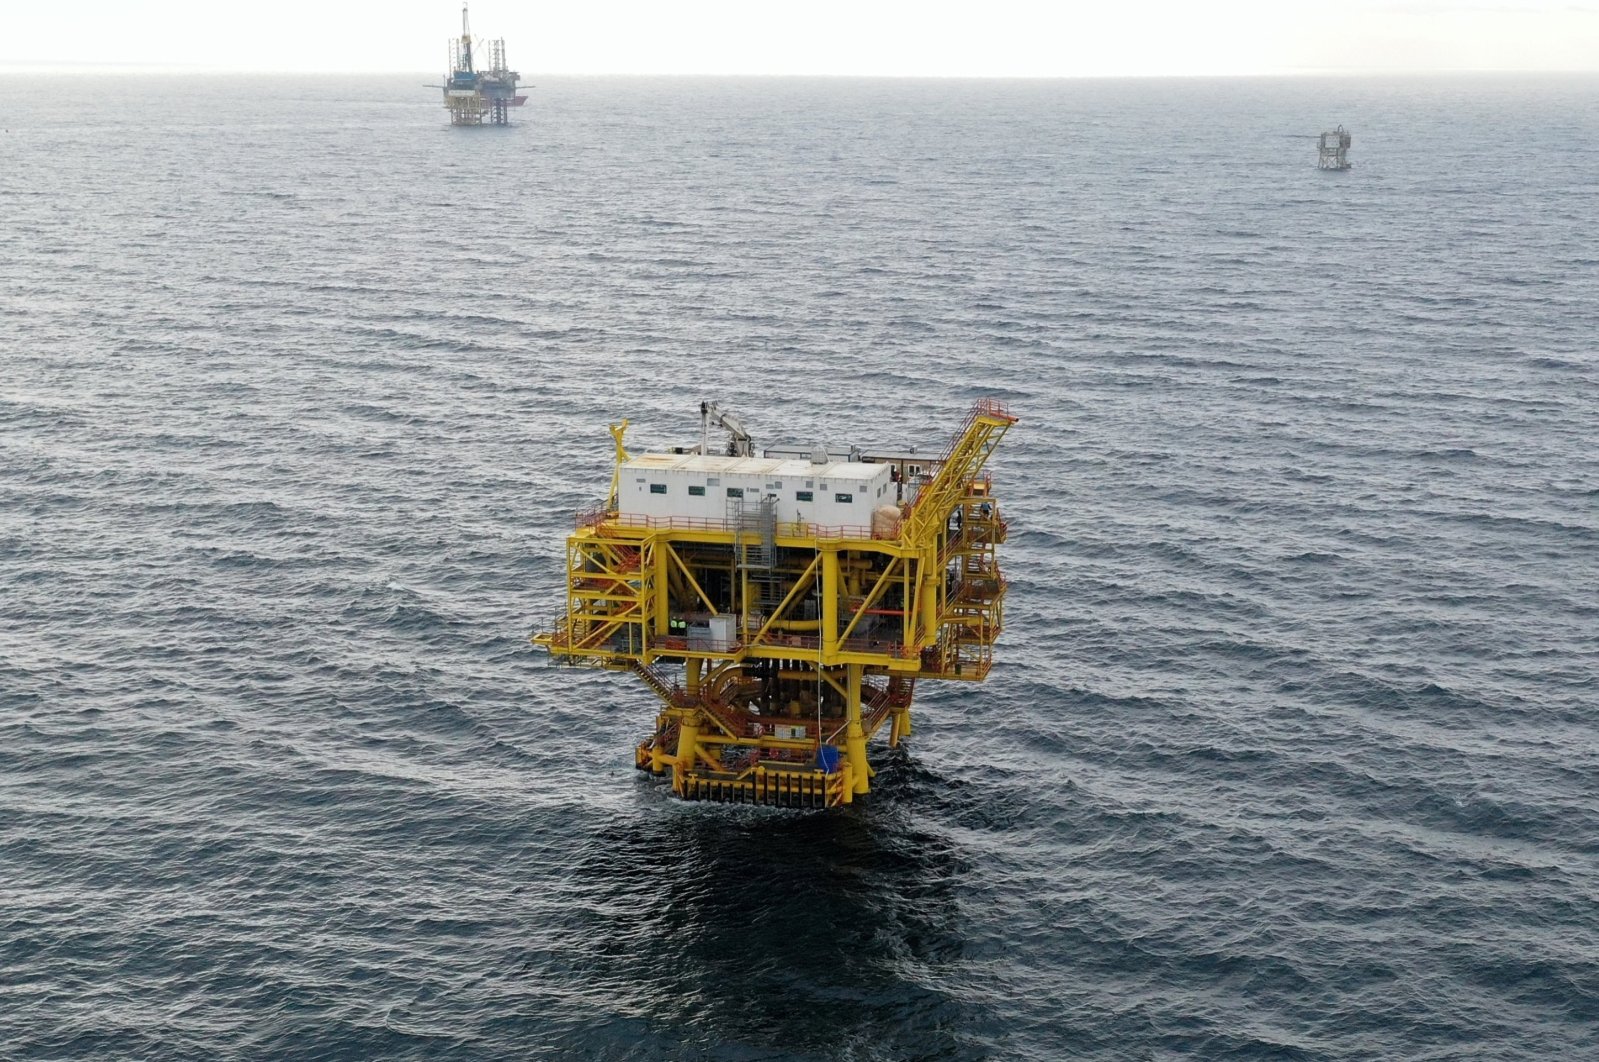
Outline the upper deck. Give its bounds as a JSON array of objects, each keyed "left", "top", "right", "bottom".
[{"left": 618, "top": 453, "right": 896, "bottom": 529}]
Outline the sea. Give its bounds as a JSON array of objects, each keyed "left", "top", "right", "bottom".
[{"left": 1, "top": 73, "right": 1596, "bottom": 1060}]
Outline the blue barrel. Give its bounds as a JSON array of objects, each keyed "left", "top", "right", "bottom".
[{"left": 816, "top": 745, "right": 841, "bottom": 773}]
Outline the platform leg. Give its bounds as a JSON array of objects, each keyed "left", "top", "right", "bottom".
[{"left": 845, "top": 664, "right": 869, "bottom": 796}]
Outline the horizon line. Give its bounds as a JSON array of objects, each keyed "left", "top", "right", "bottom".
[{"left": 2, "top": 64, "right": 1597, "bottom": 79}]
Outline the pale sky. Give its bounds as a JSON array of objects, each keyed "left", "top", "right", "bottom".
[{"left": 2, "top": 0, "right": 1596, "bottom": 76}]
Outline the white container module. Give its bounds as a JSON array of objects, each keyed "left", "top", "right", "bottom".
[
  {"left": 618, "top": 454, "right": 896, "bottom": 530},
  {"left": 707, "top": 614, "right": 738, "bottom": 652}
]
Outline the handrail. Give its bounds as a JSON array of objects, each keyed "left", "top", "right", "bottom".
[
  {"left": 575, "top": 503, "right": 611, "bottom": 529},
  {"left": 575, "top": 511, "right": 895, "bottom": 541},
  {"left": 754, "top": 631, "right": 918, "bottom": 659}
]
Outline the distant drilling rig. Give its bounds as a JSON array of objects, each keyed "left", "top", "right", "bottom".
[
  {"left": 1318, "top": 126, "right": 1353, "bottom": 170},
  {"left": 439, "top": 4, "right": 524, "bottom": 126}
]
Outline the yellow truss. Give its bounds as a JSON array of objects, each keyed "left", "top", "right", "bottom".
[{"left": 532, "top": 399, "right": 1017, "bottom": 806}]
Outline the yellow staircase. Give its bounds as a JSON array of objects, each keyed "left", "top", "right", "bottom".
[{"left": 901, "top": 399, "right": 1017, "bottom": 550}]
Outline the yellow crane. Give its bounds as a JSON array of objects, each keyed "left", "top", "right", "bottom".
[{"left": 534, "top": 399, "right": 1017, "bottom": 807}]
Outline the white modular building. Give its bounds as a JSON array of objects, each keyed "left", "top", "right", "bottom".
[{"left": 618, "top": 454, "right": 897, "bottom": 530}]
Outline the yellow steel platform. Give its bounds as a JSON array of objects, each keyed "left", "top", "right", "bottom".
[{"left": 534, "top": 399, "right": 1017, "bottom": 808}]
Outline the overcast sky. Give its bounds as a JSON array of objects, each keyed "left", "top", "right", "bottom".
[{"left": 3, "top": 1, "right": 1596, "bottom": 76}]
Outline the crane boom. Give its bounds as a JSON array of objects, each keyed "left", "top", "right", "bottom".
[{"left": 700, "top": 400, "right": 753, "bottom": 457}]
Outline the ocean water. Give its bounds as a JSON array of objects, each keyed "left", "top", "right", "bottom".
[{"left": 2, "top": 73, "right": 1596, "bottom": 1060}]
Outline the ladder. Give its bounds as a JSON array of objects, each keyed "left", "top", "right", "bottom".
[{"left": 730, "top": 494, "right": 782, "bottom": 624}]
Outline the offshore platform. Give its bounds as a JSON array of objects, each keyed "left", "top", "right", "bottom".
[
  {"left": 1318, "top": 126, "right": 1353, "bottom": 170},
  {"left": 439, "top": 4, "right": 524, "bottom": 126},
  {"left": 534, "top": 399, "right": 1018, "bottom": 808}
]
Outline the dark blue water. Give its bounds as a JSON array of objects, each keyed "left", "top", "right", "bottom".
[{"left": 2, "top": 73, "right": 1596, "bottom": 1059}]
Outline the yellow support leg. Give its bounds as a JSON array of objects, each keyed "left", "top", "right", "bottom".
[
  {"left": 673, "top": 711, "right": 701, "bottom": 795},
  {"left": 652, "top": 541, "right": 669, "bottom": 637},
  {"left": 648, "top": 713, "right": 671, "bottom": 774},
  {"left": 845, "top": 663, "right": 869, "bottom": 796},
  {"left": 890, "top": 707, "right": 910, "bottom": 748},
  {"left": 920, "top": 565, "right": 940, "bottom": 649},
  {"left": 821, "top": 549, "right": 839, "bottom": 654}
]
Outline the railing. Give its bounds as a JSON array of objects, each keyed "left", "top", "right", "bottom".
[
  {"left": 937, "top": 525, "right": 975, "bottom": 567},
  {"left": 917, "top": 656, "right": 992, "bottom": 680},
  {"left": 971, "top": 397, "right": 1014, "bottom": 421},
  {"left": 651, "top": 634, "right": 745, "bottom": 655},
  {"left": 535, "top": 611, "right": 571, "bottom": 648},
  {"left": 821, "top": 677, "right": 913, "bottom": 744},
  {"left": 575, "top": 503, "right": 612, "bottom": 529},
  {"left": 538, "top": 606, "right": 650, "bottom": 655},
  {"left": 949, "top": 574, "right": 1008, "bottom": 605},
  {"left": 574, "top": 511, "right": 894, "bottom": 541},
  {"left": 753, "top": 631, "right": 919, "bottom": 659},
  {"left": 571, "top": 575, "right": 636, "bottom": 592}
]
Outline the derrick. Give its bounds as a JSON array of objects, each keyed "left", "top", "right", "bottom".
[
  {"left": 436, "top": 3, "right": 525, "bottom": 126},
  {"left": 533, "top": 399, "right": 1017, "bottom": 808}
]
